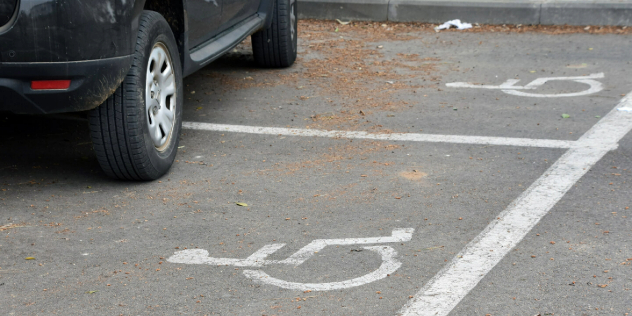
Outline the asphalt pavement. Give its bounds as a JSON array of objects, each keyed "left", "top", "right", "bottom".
[{"left": 1, "top": 21, "right": 632, "bottom": 315}]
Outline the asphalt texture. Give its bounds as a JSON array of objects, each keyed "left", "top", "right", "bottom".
[{"left": 1, "top": 21, "right": 632, "bottom": 315}]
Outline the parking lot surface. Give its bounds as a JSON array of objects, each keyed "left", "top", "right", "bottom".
[{"left": 2, "top": 21, "right": 632, "bottom": 315}]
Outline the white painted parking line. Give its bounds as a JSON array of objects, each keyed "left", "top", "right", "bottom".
[
  {"left": 183, "top": 122, "right": 577, "bottom": 149},
  {"left": 399, "top": 93, "right": 632, "bottom": 316},
  {"left": 446, "top": 73, "right": 604, "bottom": 98}
]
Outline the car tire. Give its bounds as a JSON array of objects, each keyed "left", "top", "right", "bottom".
[
  {"left": 88, "top": 10, "right": 183, "bottom": 180},
  {"left": 251, "top": 0, "right": 298, "bottom": 68}
]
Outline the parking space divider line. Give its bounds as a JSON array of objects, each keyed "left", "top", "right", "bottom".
[
  {"left": 399, "top": 93, "right": 632, "bottom": 316},
  {"left": 182, "top": 122, "right": 577, "bottom": 149}
]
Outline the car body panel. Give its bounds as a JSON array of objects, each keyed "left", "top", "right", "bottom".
[
  {"left": 0, "top": 0, "right": 142, "bottom": 62},
  {"left": 0, "top": 0, "right": 272, "bottom": 114},
  {"left": 186, "top": 0, "right": 223, "bottom": 48}
]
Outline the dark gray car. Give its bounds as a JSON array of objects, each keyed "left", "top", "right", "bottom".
[{"left": 0, "top": 0, "right": 298, "bottom": 180}]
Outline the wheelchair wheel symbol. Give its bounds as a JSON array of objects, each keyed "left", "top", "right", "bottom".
[
  {"left": 446, "top": 72, "right": 604, "bottom": 98},
  {"left": 167, "top": 228, "right": 414, "bottom": 291}
]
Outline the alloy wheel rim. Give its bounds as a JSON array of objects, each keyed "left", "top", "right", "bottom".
[{"left": 145, "top": 42, "right": 177, "bottom": 152}]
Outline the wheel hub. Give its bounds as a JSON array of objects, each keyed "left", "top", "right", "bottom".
[{"left": 145, "top": 43, "right": 176, "bottom": 152}]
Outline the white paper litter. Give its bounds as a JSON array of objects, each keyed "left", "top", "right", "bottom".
[
  {"left": 434, "top": 19, "right": 472, "bottom": 32},
  {"left": 617, "top": 107, "right": 632, "bottom": 112}
]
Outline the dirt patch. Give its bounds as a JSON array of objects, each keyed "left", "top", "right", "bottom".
[
  {"left": 254, "top": 140, "right": 401, "bottom": 177},
  {"left": 295, "top": 22, "right": 440, "bottom": 130},
  {"left": 399, "top": 170, "right": 427, "bottom": 181},
  {"left": 199, "top": 20, "right": 445, "bottom": 132},
  {"left": 0, "top": 222, "right": 29, "bottom": 231},
  {"left": 74, "top": 209, "right": 110, "bottom": 220}
]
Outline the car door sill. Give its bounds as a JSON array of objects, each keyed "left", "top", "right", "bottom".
[{"left": 189, "top": 15, "right": 264, "bottom": 69}]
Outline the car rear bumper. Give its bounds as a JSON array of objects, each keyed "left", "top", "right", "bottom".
[{"left": 0, "top": 55, "right": 132, "bottom": 114}]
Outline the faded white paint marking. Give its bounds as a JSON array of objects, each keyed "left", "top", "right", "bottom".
[
  {"left": 274, "top": 228, "right": 413, "bottom": 266},
  {"left": 183, "top": 122, "right": 576, "bottom": 149},
  {"left": 243, "top": 246, "right": 401, "bottom": 291},
  {"left": 400, "top": 93, "right": 632, "bottom": 316},
  {"left": 168, "top": 244, "right": 285, "bottom": 267},
  {"left": 167, "top": 228, "right": 414, "bottom": 291},
  {"left": 447, "top": 73, "right": 604, "bottom": 97}
]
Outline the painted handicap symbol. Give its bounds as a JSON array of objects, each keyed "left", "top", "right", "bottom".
[
  {"left": 446, "top": 72, "right": 604, "bottom": 98},
  {"left": 167, "top": 228, "right": 414, "bottom": 291}
]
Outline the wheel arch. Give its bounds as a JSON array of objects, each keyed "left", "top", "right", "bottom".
[{"left": 132, "top": 0, "right": 187, "bottom": 66}]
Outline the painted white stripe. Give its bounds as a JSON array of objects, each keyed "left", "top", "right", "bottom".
[
  {"left": 167, "top": 228, "right": 413, "bottom": 267},
  {"left": 399, "top": 93, "right": 632, "bottom": 316},
  {"left": 243, "top": 246, "right": 402, "bottom": 291},
  {"left": 168, "top": 244, "right": 286, "bottom": 267},
  {"left": 446, "top": 73, "right": 604, "bottom": 90},
  {"left": 274, "top": 228, "right": 413, "bottom": 266},
  {"left": 167, "top": 229, "right": 414, "bottom": 291},
  {"left": 503, "top": 78, "right": 603, "bottom": 98},
  {"left": 447, "top": 73, "right": 604, "bottom": 98},
  {"left": 183, "top": 122, "right": 577, "bottom": 149}
]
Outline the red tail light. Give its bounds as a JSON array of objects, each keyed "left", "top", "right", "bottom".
[{"left": 31, "top": 80, "right": 71, "bottom": 90}]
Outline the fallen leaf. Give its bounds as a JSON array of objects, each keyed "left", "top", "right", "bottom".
[
  {"left": 25, "top": 257, "right": 35, "bottom": 260},
  {"left": 236, "top": 202, "right": 248, "bottom": 207},
  {"left": 561, "top": 114, "right": 570, "bottom": 118},
  {"left": 86, "top": 291, "right": 98, "bottom": 294},
  {"left": 597, "top": 284, "right": 607, "bottom": 288},
  {"left": 335, "top": 19, "right": 350, "bottom": 25}
]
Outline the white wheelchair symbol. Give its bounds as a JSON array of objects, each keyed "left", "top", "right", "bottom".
[
  {"left": 167, "top": 228, "right": 414, "bottom": 291},
  {"left": 446, "top": 72, "right": 604, "bottom": 98}
]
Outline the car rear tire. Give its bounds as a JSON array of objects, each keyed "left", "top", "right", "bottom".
[
  {"left": 88, "top": 10, "right": 183, "bottom": 180},
  {"left": 251, "top": 0, "right": 297, "bottom": 68}
]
